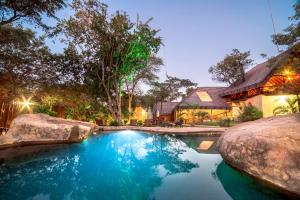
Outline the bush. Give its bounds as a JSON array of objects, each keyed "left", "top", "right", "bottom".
[
  {"left": 160, "top": 121, "right": 169, "bottom": 127},
  {"left": 219, "top": 118, "right": 232, "bottom": 127},
  {"left": 34, "top": 104, "right": 57, "bottom": 116},
  {"left": 109, "top": 120, "right": 121, "bottom": 126},
  {"left": 202, "top": 121, "right": 219, "bottom": 126},
  {"left": 137, "top": 120, "right": 143, "bottom": 126},
  {"left": 239, "top": 105, "right": 263, "bottom": 122}
]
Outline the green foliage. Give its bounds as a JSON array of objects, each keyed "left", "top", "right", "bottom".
[
  {"left": 34, "top": 104, "right": 57, "bottom": 116},
  {"left": 137, "top": 120, "right": 143, "bottom": 126},
  {"left": 109, "top": 120, "right": 121, "bottom": 126},
  {"left": 273, "top": 97, "right": 299, "bottom": 115},
  {"left": 209, "top": 49, "right": 253, "bottom": 85},
  {"left": 195, "top": 111, "right": 209, "bottom": 123},
  {"left": 160, "top": 121, "right": 170, "bottom": 127},
  {"left": 219, "top": 118, "right": 233, "bottom": 127},
  {"left": 0, "top": 0, "right": 66, "bottom": 29},
  {"left": 148, "top": 75, "right": 197, "bottom": 103},
  {"left": 56, "top": 0, "right": 162, "bottom": 123},
  {"left": 239, "top": 106, "right": 263, "bottom": 122},
  {"left": 0, "top": 25, "right": 55, "bottom": 98},
  {"left": 33, "top": 95, "right": 62, "bottom": 117},
  {"left": 270, "top": 2, "right": 300, "bottom": 73},
  {"left": 65, "top": 103, "right": 97, "bottom": 122},
  {"left": 272, "top": 2, "right": 299, "bottom": 46}
]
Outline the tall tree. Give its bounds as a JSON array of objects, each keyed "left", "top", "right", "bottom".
[
  {"left": 0, "top": 0, "right": 66, "bottom": 29},
  {"left": 124, "top": 56, "right": 162, "bottom": 115},
  {"left": 208, "top": 49, "right": 253, "bottom": 85},
  {"left": 57, "top": 0, "right": 162, "bottom": 124}
]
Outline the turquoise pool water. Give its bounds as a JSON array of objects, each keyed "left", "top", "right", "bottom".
[{"left": 0, "top": 131, "right": 291, "bottom": 200}]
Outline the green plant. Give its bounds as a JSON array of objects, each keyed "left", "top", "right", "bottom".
[
  {"left": 202, "top": 121, "right": 219, "bottom": 126},
  {"left": 239, "top": 105, "right": 263, "bottom": 122},
  {"left": 273, "top": 97, "right": 298, "bottom": 115},
  {"left": 195, "top": 111, "right": 209, "bottom": 124},
  {"left": 109, "top": 120, "right": 121, "bottom": 126},
  {"left": 219, "top": 118, "right": 232, "bottom": 127},
  {"left": 160, "top": 121, "right": 169, "bottom": 127},
  {"left": 137, "top": 120, "right": 143, "bottom": 126},
  {"left": 33, "top": 104, "right": 57, "bottom": 116}
]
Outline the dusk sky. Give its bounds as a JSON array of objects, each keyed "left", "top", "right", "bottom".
[{"left": 38, "top": 0, "right": 296, "bottom": 88}]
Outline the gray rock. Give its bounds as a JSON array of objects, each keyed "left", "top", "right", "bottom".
[
  {"left": 0, "top": 114, "right": 96, "bottom": 149},
  {"left": 218, "top": 113, "right": 300, "bottom": 197}
]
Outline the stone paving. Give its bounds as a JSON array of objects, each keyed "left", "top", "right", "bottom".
[{"left": 99, "top": 126, "right": 227, "bottom": 136}]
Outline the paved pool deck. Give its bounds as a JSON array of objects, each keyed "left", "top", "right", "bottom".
[{"left": 98, "top": 126, "right": 227, "bottom": 136}]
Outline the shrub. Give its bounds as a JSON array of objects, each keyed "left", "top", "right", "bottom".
[
  {"left": 109, "top": 120, "right": 121, "bottom": 126},
  {"left": 239, "top": 105, "right": 263, "bottom": 122},
  {"left": 34, "top": 104, "right": 57, "bottom": 116},
  {"left": 159, "top": 121, "right": 170, "bottom": 127},
  {"left": 219, "top": 118, "right": 232, "bottom": 127},
  {"left": 137, "top": 120, "right": 143, "bottom": 126}
]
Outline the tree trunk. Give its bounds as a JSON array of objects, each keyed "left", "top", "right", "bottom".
[
  {"left": 117, "top": 92, "right": 122, "bottom": 125},
  {"left": 128, "top": 95, "right": 133, "bottom": 120},
  {"left": 297, "top": 94, "right": 300, "bottom": 113},
  {"left": 160, "top": 101, "right": 163, "bottom": 121}
]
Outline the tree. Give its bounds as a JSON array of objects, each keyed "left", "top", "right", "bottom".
[
  {"left": 195, "top": 111, "right": 208, "bottom": 124},
  {"left": 208, "top": 49, "right": 253, "bottom": 85},
  {"left": 0, "top": 0, "right": 66, "bottom": 29},
  {"left": 148, "top": 75, "right": 197, "bottom": 116},
  {"left": 124, "top": 56, "right": 162, "bottom": 115},
  {"left": 270, "top": 1, "right": 300, "bottom": 110},
  {"left": 0, "top": 25, "right": 56, "bottom": 99},
  {"left": 272, "top": 1, "right": 299, "bottom": 47},
  {"left": 57, "top": 0, "right": 162, "bottom": 124}
]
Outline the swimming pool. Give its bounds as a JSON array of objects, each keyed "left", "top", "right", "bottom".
[{"left": 0, "top": 131, "right": 290, "bottom": 200}]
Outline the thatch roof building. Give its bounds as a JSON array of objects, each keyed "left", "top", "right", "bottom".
[{"left": 177, "top": 87, "right": 230, "bottom": 109}]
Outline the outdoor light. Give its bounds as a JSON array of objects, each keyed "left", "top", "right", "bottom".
[
  {"left": 278, "top": 96, "right": 287, "bottom": 103},
  {"left": 16, "top": 97, "right": 34, "bottom": 111}
]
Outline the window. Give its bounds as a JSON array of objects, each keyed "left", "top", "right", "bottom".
[{"left": 197, "top": 91, "right": 213, "bottom": 102}]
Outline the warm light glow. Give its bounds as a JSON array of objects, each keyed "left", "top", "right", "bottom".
[
  {"left": 278, "top": 96, "right": 287, "bottom": 103},
  {"left": 197, "top": 91, "right": 213, "bottom": 102},
  {"left": 120, "top": 130, "right": 136, "bottom": 135},
  {"left": 15, "top": 96, "right": 34, "bottom": 111},
  {"left": 197, "top": 141, "right": 214, "bottom": 150},
  {"left": 284, "top": 70, "right": 291, "bottom": 75}
]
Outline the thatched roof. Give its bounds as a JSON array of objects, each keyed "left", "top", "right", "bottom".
[
  {"left": 220, "top": 44, "right": 300, "bottom": 97},
  {"left": 153, "top": 102, "right": 179, "bottom": 115},
  {"left": 220, "top": 62, "right": 275, "bottom": 96},
  {"left": 177, "top": 87, "right": 230, "bottom": 109}
]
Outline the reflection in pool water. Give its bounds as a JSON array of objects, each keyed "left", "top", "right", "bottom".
[{"left": 0, "top": 131, "right": 290, "bottom": 200}]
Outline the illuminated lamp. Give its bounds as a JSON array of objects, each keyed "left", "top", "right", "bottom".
[{"left": 278, "top": 96, "right": 287, "bottom": 103}]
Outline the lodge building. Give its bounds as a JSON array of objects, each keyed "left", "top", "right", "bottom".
[{"left": 153, "top": 59, "right": 300, "bottom": 124}]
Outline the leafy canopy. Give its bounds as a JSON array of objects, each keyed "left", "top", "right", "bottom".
[
  {"left": 0, "top": 0, "right": 66, "bottom": 29},
  {"left": 148, "top": 75, "right": 197, "bottom": 102},
  {"left": 56, "top": 0, "right": 162, "bottom": 122},
  {"left": 272, "top": 1, "right": 300, "bottom": 46},
  {"left": 209, "top": 49, "right": 253, "bottom": 85}
]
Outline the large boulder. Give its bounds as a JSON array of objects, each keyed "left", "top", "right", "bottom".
[
  {"left": 0, "top": 114, "right": 96, "bottom": 149},
  {"left": 218, "top": 114, "right": 300, "bottom": 197}
]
